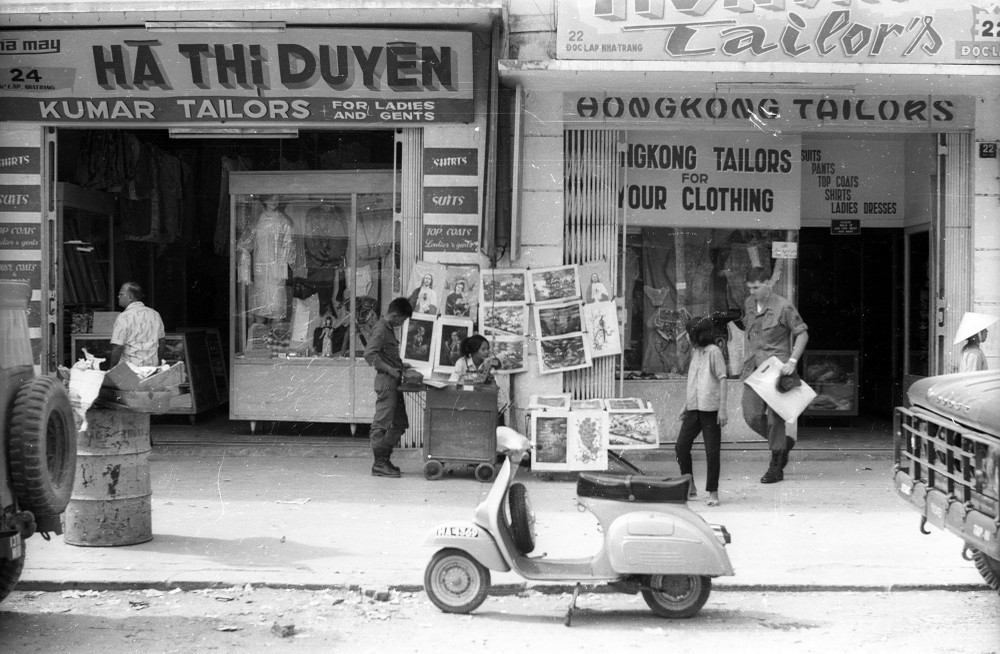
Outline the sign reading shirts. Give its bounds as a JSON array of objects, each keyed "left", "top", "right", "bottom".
[
  {"left": 620, "top": 131, "right": 801, "bottom": 229},
  {"left": 0, "top": 29, "right": 474, "bottom": 124},
  {"left": 557, "top": 0, "right": 998, "bottom": 64}
]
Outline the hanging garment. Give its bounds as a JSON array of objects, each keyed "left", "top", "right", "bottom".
[{"left": 239, "top": 209, "right": 295, "bottom": 319}]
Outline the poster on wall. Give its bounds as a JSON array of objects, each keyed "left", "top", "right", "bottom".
[
  {"left": 442, "top": 265, "right": 480, "bottom": 318},
  {"left": 481, "top": 268, "right": 528, "bottom": 304},
  {"left": 481, "top": 303, "right": 529, "bottom": 337},
  {"left": 580, "top": 260, "right": 613, "bottom": 304},
  {"left": 433, "top": 315, "right": 475, "bottom": 374},
  {"left": 488, "top": 335, "right": 527, "bottom": 374},
  {"left": 530, "top": 410, "right": 609, "bottom": 472},
  {"left": 534, "top": 300, "right": 585, "bottom": 338},
  {"left": 407, "top": 262, "right": 446, "bottom": 316},
  {"left": 536, "top": 333, "right": 593, "bottom": 375},
  {"left": 528, "top": 265, "right": 582, "bottom": 305},
  {"left": 583, "top": 300, "right": 622, "bottom": 359},
  {"left": 401, "top": 314, "right": 437, "bottom": 371}
]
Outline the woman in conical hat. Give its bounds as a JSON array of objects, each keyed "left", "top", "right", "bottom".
[{"left": 954, "top": 312, "right": 999, "bottom": 372}]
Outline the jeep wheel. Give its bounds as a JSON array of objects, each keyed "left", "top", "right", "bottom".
[
  {"left": 0, "top": 547, "right": 25, "bottom": 603},
  {"left": 972, "top": 549, "right": 1000, "bottom": 594},
  {"left": 9, "top": 375, "right": 77, "bottom": 516}
]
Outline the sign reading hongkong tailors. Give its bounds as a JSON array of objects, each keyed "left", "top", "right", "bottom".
[
  {"left": 620, "top": 131, "right": 801, "bottom": 229},
  {"left": 557, "top": 0, "right": 999, "bottom": 64},
  {"left": 0, "top": 28, "right": 474, "bottom": 124}
]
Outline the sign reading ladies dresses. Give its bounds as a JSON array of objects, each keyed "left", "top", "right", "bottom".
[{"left": 620, "top": 131, "right": 801, "bottom": 229}]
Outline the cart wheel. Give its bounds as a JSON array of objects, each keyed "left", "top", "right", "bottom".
[
  {"left": 474, "top": 463, "right": 496, "bottom": 483},
  {"left": 423, "top": 460, "right": 445, "bottom": 480}
]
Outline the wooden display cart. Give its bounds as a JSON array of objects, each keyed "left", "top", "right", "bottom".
[{"left": 422, "top": 385, "right": 499, "bottom": 482}]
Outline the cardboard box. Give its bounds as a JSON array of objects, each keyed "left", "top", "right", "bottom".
[
  {"left": 91, "top": 311, "right": 121, "bottom": 334},
  {"left": 96, "top": 388, "right": 172, "bottom": 413},
  {"left": 102, "top": 361, "right": 185, "bottom": 391}
]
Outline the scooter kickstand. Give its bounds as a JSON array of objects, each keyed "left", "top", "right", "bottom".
[{"left": 564, "top": 583, "right": 581, "bottom": 627}]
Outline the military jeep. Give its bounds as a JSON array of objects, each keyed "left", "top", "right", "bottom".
[{"left": 1, "top": 280, "right": 76, "bottom": 602}]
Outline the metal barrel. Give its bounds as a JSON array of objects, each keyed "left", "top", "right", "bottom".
[{"left": 63, "top": 409, "right": 152, "bottom": 546}]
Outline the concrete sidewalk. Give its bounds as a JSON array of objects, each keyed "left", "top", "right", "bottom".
[{"left": 18, "top": 444, "right": 990, "bottom": 594}]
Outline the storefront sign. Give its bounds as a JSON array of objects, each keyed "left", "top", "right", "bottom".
[
  {"left": 0, "top": 147, "right": 39, "bottom": 174},
  {"left": 0, "top": 28, "right": 474, "bottom": 124},
  {"left": 0, "top": 185, "right": 41, "bottom": 213},
  {"left": 801, "top": 139, "right": 904, "bottom": 226},
  {"left": 564, "top": 94, "right": 974, "bottom": 130},
  {"left": 423, "top": 186, "right": 479, "bottom": 214},
  {"left": 423, "top": 224, "right": 480, "bottom": 253},
  {"left": 0, "top": 259, "right": 41, "bottom": 287},
  {"left": 830, "top": 219, "right": 862, "bottom": 235},
  {"left": 772, "top": 241, "right": 799, "bottom": 259},
  {"left": 557, "top": 0, "right": 997, "bottom": 65},
  {"left": 620, "top": 131, "right": 801, "bottom": 229},
  {"left": 0, "top": 223, "right": 40, "bottom": 249},
  {"left": 423, "top": 148, "right": 479, "bottom": 176}
]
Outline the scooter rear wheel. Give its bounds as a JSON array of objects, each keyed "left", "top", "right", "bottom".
[
  {"left": 642, "top": 574, "right": 711, "bottom": 619},
  {"left": 424, "top": 548, "right": 491, "bottom": 614}
]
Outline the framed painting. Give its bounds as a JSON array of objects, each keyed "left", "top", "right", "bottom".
[
  {"left": 531, "top": 410, "right": 608, "bottom": 472},
  {"left": 401, "top": 313, "right": 437, "bottom": 370},
  {"left": 603, "top": 397, "right": 646, "bottom": 412},
  {"left": 583, "top": 300, "right": 622, "bottom": 358},
  {"left": 527, "top": 393, "right": 572, "bottom": 411},
  {"left": 536, "top": 333, "right": 593, "bottom": 375},
  {"left": 533, "top": 300, "right": 584, "bottom": 339},
  {"left": 481, "top": 268, "right": 528, "bottom": 304},
  {"left": 433, "top": 315, "right": 475, "bottom": 373},
  {"left": 481, "top": 302, "right": 528, "bottom": 337},
  {"left": 579, "top": 260, "right": 613, "bottom": 304},
  {"left": 608, "top": 411, "right": 660, "bottom": 449},
  {"left": 528, "top": 264, "right": 581, "bottom": 305},
  {"left": 442, "top": 264, "right": 480, "bottom": 319},
  {"left": 489, "top": 335, "right": 526, "bottom": 374},
  {"left": 571, "top": 398, "right": 605, "bottom": 411}
]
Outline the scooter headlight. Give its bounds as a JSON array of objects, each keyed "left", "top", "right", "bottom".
[{"left": 710, "top": 524, "right": 731, "bottom": 545}]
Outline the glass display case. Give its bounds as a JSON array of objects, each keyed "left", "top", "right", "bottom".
[
  {"left": 228, "top": 171, "right": 398, "bottom": 431},
  {"left": 802, "top": 349, "right": 859, "bottom": 416}
]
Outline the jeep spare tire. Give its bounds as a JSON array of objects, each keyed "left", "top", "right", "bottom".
[{"left": 9, "top": 375, "right": 76, "bottom": 516}]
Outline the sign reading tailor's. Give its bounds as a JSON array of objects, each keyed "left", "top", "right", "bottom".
[
  {"left": 0, "top": 147, "right": 39, "bottom": 174},
  {"left": 564, "top": 94, "right": 974, "bottom": 131},
  {"left": 423, "top": 186, "right": 479, "bottom": 214},
  {"left": 0, "top": 185, "right": 41, "bottom": 213},
  {"left": 0, "top": 223, "right": 41, "bottom": 249},
  {"left": 620, "top": 131, "right": 800, "bottom": 229},
  {"left": 424, "top": 148, "right": 479, "bottom": 176},
  {"left": 557, "top": 0, "right": 998, "bottom": 65},
  {"left": 423, "top": 224, "right": 480, "bottom": 253},
  {"left": 0, "top": 29, "right": 474, "bottom": 124}
]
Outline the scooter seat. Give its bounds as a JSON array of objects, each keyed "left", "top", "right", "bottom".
[{"left": 576, "top": 473, "right": 691, "bottom": 503}]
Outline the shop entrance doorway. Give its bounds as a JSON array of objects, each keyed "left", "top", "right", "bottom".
[{"left": 798, "top": 227, "right": 904, "bottom": 423}]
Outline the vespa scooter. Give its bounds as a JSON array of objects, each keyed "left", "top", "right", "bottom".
[{"left": 424, "top": 427, "right": 734, "bottom": 622}]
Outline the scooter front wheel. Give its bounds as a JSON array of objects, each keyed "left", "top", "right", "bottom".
[
  {"left": 642, "top": 574, "right": 711, "bottom": 619},
  {"left": 424, "top": 548, "right": 491, "bottom": 614}
]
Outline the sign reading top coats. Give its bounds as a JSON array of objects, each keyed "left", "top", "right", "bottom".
[
  {"left": 0, "top": 28, "right": 474, "bottom": 125},
  {"left": 621, "top": 131, "right": 801, "bottom": 229}
]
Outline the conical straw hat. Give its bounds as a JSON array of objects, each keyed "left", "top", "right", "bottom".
[{"left": 953, "top": 312, "right": 999, "bottom": 345}]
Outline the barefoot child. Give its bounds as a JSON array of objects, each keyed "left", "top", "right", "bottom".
[{"left": 675, "top": 317, "right": 728, "bottom": 506}]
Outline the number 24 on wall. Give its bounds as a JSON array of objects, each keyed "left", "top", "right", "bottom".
[{"left": 9, "top": 69, "right": 42, "bottom": 82}]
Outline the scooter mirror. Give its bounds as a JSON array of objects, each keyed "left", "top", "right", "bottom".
[{"left": 496, "top": 426, "right": 532, "bottom": 457}]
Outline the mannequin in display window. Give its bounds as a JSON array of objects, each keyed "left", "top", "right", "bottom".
[{"left": 238, "top": 194, "right": 296, "bottom": 326}]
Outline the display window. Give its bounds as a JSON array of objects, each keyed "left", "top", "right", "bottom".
[
  {"left": 231, "top": 174, "right": 397, "bottom": 361},
  {"left": 620, "top": 227, "right": 795, "bottom": 380}
]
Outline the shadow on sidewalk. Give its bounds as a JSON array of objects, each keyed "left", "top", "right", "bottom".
[{"left": 126, "top": 534, "right": 342, "bottom": 567}]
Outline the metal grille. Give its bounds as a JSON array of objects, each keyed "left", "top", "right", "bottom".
[{"left": 563, "top": 129, "right": 621, "bottom": 400}]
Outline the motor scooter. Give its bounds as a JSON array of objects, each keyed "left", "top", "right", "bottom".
[{"left": 424, "top": 427, "right": 734, "bottom": 623}]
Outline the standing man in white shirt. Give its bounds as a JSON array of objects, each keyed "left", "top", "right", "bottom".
[{"left": 109, "top": 282, "right": 165, "bottom": 368}]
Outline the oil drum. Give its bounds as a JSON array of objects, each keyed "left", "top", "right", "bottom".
[{"left": 63, "top": 408, "right": 152, "bottom": 546}]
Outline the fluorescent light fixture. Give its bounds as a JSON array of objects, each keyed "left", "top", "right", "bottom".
[
  {"left": 168, "top": 128, "right": 299, "bottom": 139},
  {"left": 146, "top": 21, "right": 286, "bottom": 33},
  {"left": 715, "top": 82, "right": 856, "bottom": 94}
]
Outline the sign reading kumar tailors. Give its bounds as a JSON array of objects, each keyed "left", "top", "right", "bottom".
[
  {"left": 0, "top": 28, "right": 474, "bottom": 124},
  {"left": 557, "top": 0, "right": 997, "bottom": 64}
]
